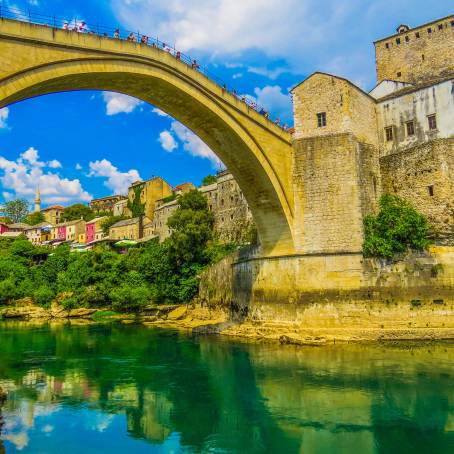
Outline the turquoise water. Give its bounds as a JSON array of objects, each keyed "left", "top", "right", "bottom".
[{"left": 0, "top": 322, "right": 453, "bottom": 453}]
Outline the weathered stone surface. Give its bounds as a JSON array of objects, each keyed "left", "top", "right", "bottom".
[
  {"left": 167, "top": 306, "right": 188, "bottom": 320},
  {"left": 2, "top": 306, "right": 49, "bottom": 319},
  {"left": 68, "top": 308, "right": 97, "bottom": 318}
]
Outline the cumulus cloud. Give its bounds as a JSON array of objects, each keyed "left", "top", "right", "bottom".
[
  {"left": 253, "top": 85, "right": 292, "bottom": 119},
  {"left": 102, "top": 92, "right": 142, "bottom": 115},
  {"left": 88, "top": 159, "right": 141, "bottom": 194},
  {"left": 0, "top": 147, "right": 91, "bottom": 204},
  {"left": 112, "top": 0, "right": 454, "bottom": 87},
  {"left": 159, "top": 130, "right": 178, "bottom": 152},
  {"left": 0, "top": 108, "right": 9, "bottom": 129},
  {"left": 48, "top": 159, "right": 62, "bottom": 169},
  {"left": 158, "top": 121, "right": 222, "bottom": 167},
  {"left": 248, "top": 66, "right": 288, "bottom": 80},
  {"left": 75, "top": 163, "right": 83, "bottom": 170}
]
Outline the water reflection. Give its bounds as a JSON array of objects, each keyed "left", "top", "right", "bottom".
[{"left": 0, "top": 321, "right": 453, "bottom": 453}]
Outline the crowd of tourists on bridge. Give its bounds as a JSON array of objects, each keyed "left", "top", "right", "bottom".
[{"left": 60, "top": 20, "right": 289, "bottom": 131}]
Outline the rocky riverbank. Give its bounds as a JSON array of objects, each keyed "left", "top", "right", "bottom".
[{"left": 3, "top": 302, "right": 454, "bottom": 345}]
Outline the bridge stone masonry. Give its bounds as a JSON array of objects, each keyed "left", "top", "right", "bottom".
[{"left": 3, "top": 14, "right": 454, "bottom": 339}]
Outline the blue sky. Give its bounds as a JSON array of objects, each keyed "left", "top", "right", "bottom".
[{"left": 0, "top": 0, "right": 453, "bottom": 207}]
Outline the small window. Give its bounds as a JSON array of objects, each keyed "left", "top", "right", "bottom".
[
  {"left": 415, "top": 32, "right": 420, "bottom": 38},
  {"left": 385, "top": 43, "right": 390, "bottom": 49},
  {"left": 428, "top": 114, "right": 437, "bottom": 130},
  {"left": 427, "top": 185, "right": 434, "bottom": 197},
  {"left": 396, "top": 37, "right": 401, "bottom": 44},
  {"left": 397, "top": 71, "right": 402, "bottom": 77},
  {"left": 451, "top": 21, "right": 454, "bottom": 27},
  {"left": 422, "top": 54, "right": 425, "bottom": 61},
  {"left": 385, "top": 126, "right": 393, "bottom": 142},
  {"left": 406, "top": 121, "right": 415, "bottom": 136},
  {"left": 405, "top": 35, "right": 410, "bottom": 42},
  {"left": 230, "top": 214, "right": 234, "bottom": 220},
  {"left": 317, "top": 112, "right": 327, "bottom": 127},
  {"left": 428, "top": 27, "right": 432, "bottom": 34},
  {"left": 438, "top": 24, "right": 444, "bottom": 30}
]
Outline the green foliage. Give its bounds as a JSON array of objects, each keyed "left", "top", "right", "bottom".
[
  {"left": 61, "top": 204, "right": 95, "bottom": 222},
  {"left": 363, "top": 195, "right": 432, "bottom": 259},
  {"left": 2, "top": 199, "right": 29, "bottom": 223},
  {"left": 202, "top": 174, "right": 217, "bottom": 186},
  {"left": 0, "top": 216, "right": 12, "bottom": 224},
  {"left": 166, "top": 190, "right": 214, "bottom": 266},
  {"left": 161, "top": 194, "right": 177, "bottom": 204},
  {"left": 101, "top": 215, "right": 128, "bottom": 236},
  {"left": 25, "top": 211, "right": 46, "bottom": 225},
  {"left": 127, "top": 184, "right": 145, "bottom": 218}
]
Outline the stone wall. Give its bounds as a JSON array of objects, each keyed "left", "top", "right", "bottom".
[
  {"left": 198, "top": 247, "right": 454, "bottom": 339},
  {"left": 380, "top": 138, "right": 454, "bottom": 241},
  {"left": 375, "top": 15, "right": 454, "bottom": 84},
  {"left": 293, "top": 133, "right": 379, "bottom": 254}
]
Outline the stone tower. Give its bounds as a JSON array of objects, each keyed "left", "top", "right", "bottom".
[{"left": 34, "top": 186, "right": 41, "bottom": 213}]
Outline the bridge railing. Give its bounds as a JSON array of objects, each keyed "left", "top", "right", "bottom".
[{"left": 0, "top": 5, "right": 291, "bottom": 131}]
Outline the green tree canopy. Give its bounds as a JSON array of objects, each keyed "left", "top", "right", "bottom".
[
  {"left": 166, "top": 190, "right": 214, "bottom": 266},
  {"left": 202, "top": 174, "right": 217, "bottom": 186},
  {"left": 25, "top": 211, "right": 46, "bottom": 226},
  {"left": 363, "top": 195, "right": 432, "bottom": 259},
  {"left": 61, "top": 204, "right": 95, "bottom": 222},
  {"left": 2, "top": 199, "right": 29, "bottom": 223}
]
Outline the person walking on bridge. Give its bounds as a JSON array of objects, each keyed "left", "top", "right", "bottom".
[
  {"left": 114, "top": 28, "right": 120, "bottom": 39},
  {"left": 192, "top": 59, "right": 200, "bottom": 70}
]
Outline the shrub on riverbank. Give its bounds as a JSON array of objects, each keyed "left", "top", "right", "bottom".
[
  {"left": 0, "top": 190, "right": 237, "bottom": 311},
  {"left": 363, "top": 195, "right": 432, "bottom": 259}
]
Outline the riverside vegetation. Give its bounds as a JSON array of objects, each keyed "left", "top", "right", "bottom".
[{"left": 0, "top": 190, "right": 235, "bottom": 312}]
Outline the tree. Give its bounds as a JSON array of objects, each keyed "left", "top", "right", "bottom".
[
  {"left": 166, "top": 190, "right": 214, "bottom": 265},
  {"left": 363, "top": 194, "right": 432, "bottom": 259},
  {"left": 61, "top": 204, "right": 95, "bottom": 222},
  {"left": 25, "top": 211, "right": 46, "bottom": 226},
  {"left": 2, "top": 199, "right": 29, "bottom": 223},
  {"left": 202, "top": 174, "right": 217, "bottom": 186}
]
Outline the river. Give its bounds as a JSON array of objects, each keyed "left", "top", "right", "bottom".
[{"left": 0, "top": 321, "right": 453, "bottom": 453}]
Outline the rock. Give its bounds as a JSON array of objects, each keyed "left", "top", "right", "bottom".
[
  {"left": 67, "top": 308, "right": 97, "bottom": 318},
  {"left": 279, "top": 335, "right": 327, "bottom": 346},
  {"left": 120, "top": 319, "right": 136, "bottom": 325},
  {"left": 167, "top": 306, "right": 188, "bottom": 320},
  {"left": 2, "top": 306, "right": 49, "bottom": 319}
]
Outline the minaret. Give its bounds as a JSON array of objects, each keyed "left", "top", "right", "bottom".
[{"left": 34, "top": 186, "right": 41, "bottom": 213}]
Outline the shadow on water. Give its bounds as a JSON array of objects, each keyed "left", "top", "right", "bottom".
[{"left": 0, "top": 321, "right": 453, "bottom": 453}]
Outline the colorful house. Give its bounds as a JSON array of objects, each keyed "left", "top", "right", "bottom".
[
  {"left": 25, "top": 222, "right": 53, "bottom": 245},
  {"left": 85, "top": 216, "right": 107, "bottom": 244},
  {"left": 0, "top": 223, "right": 9, "bottom": 234}
]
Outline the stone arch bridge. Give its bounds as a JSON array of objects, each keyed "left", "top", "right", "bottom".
[{"left": 0, "top": 18, "right": 295, "bottom": 256}]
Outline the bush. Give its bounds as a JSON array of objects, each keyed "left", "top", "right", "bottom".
[
  {"left": 363, "top": 195, "right": 432, "bottom": 259},
  {"left": 110, "top": 285, "right": 152, "bottom": 312},
  {"left": 33, "top": 287, "right": 55, "bottom": 307}
]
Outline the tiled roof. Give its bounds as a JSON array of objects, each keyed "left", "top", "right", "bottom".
[
  {"left": 41, "top": 205, "right": 65, "bottom": 211},
  {"left": 110, "top": 217, "right": 140, "bottom": 228},
  {"left": 7, "top": 223, "right": 30, "bottom": 229}
]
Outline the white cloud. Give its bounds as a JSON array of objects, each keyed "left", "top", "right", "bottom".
[
  {"left": 112, "top": 0, "right": 454, "bottom": 88},
  {"left": 152, "top": 107, "right": 170, "bottom": 117},
  {"left": 232, "top": 73, "right": 243, "bottom": 79},
  {"left": 48, "top": 159, "right": 62, "bottom": 169},
  {"left": 102, "top": 92, "right": 142, "bottom": 115},
  {"left": 88, "top": 159, "right": 141, "bottom": 194},
  {"left": 248, "top": 66, "right": 288, "bottom": 81},
  {"left": 0, "top": 147, "right": 91, "bottom": 205},
  {"left": 75, "top": 163, "right": 83, "bottom": 170},
  {"left": 0, "top": 108, "right": 9, "bottom": 129},
  {"left": 159, "top": 130, "right": 178, "bottom": 152},
  {"left": 158, "top": 121, "right": 222, "bottom": 167},
  {"left": 253, "top": 85, "right": 291, "bottom": 119}
]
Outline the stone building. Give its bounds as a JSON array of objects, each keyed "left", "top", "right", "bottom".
[
  {"left": 113, "top": 198, "right": 128, "bottom": 217},
  {"left": 291, "top": 13, "right": 454, "bottom": 247},
  {"left": 90, "top": 195, "right": 127, "bottom": 214},
  {"left": 126, "top": 177, "right": 173, "bottom": 221},
  {"left": 109, "top": 217, "right": 142, "bottom": 240},
  {"left": 41, "top": 205, "right": 64, "bottom": 225},
  {"left": 24, "top": 222, "right": 53, "bottom": 245},
  {"left": 152, "top": 170, "right": 253, "bottom": 242}
]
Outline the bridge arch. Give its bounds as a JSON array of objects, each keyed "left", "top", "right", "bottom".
[{"left": 0, "top": 19, "right": 295, "bottom": 255}]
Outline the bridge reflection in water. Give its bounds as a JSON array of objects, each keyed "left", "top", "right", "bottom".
[{"left": 0, "top": 322, "right": 453, "bottom": 453}]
